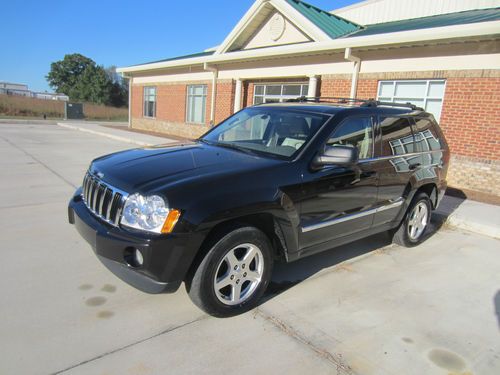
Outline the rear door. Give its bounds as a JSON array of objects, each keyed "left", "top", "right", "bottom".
[{"left": 372, "top": 116, "right": 419, "bottom": 227}]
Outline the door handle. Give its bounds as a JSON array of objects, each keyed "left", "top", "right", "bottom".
[{"left": 409, "top": 163, "right": 421, "bottom": 170}]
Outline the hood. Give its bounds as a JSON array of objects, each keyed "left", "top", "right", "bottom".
[{"left": 89, "top": 141, "right": 281, "bottom": 192}]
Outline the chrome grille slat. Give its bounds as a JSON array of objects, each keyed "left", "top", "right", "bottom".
[{"left": 81, "top": 172, "right": 128, "bottom": 227}]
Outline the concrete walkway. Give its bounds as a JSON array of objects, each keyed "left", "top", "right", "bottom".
[
  {"left": 1, "top": 121, "right": 499, "bottom": 375},
  {"left": 57, "top": 121, "right": 175, "bottom": 146},
  {"left": 435, "top": 195, "right": 500, "bottom": 239}
]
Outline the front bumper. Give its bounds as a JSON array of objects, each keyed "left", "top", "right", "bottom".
[{"left": 68, "top": 189, "right": 200, "bottom": 294}]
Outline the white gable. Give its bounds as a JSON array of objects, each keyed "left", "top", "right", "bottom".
[
  {"left": 243, "top": 12, "right": 311, "bottom": 50},
  {"left": 215, "top": 0, "right": 330, "bottom": 55},
  {"left": 333, "top": 0, "right": 500, "bottom": 25}
]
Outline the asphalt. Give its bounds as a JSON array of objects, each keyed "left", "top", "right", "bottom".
[{"left": 0, "top": 121, "right": 499, "bottom": 375}]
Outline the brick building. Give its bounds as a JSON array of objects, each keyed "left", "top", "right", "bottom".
[{"left": 117, "top": 0, "right": 500, "bottom": 196}]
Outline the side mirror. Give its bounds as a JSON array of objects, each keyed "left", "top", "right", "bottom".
[{"left": 312, "top": 145, "right": 359, "bottom": 169}]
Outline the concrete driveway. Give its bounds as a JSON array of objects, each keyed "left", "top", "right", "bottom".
[{"left": 0, "top": 122, "right": 498, "bottom": 375}]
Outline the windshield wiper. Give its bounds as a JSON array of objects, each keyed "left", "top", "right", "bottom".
[{"left": 211, "top": 141, "right": 258, "bottom": 156}]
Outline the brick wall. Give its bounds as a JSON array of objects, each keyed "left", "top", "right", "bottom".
[
  {"left": 214, "top": 80, "right": 235, "bottom": 123},
  {"left": 131, "top": 80, "right": 235, "bottom": 139},
  {"left": 439, "top": 77, "right": 500, "bottom": 161}
]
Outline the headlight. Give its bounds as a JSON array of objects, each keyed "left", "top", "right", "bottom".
[{"left": 121, "top": 193, "right": 180, "bottom": 234}]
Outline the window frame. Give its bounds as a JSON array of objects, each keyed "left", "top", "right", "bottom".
[
  {"left": 143, "top": 86, "right": 157, "bottom": 118},
  {"left": 324, "top": 115, "right": 375, "bottom": 161},
  {"left": 186, "top": 84, "right": 208, "bottom": 124},
  {"left": 253, "top": 83, "right": 309, "bottom": 104},
  {"left": 377, "top": 79, "right": 446, "bottom": 121}
]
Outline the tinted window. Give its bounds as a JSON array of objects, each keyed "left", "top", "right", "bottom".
[
  {"left": 327, "top": 117, "right": 373, "bottom": 159},
  {"left": 380, "top": 117, "right": 415, "bottom": 157},
  {"left": 413, "top": 118, "right": 441, "bottom": 151},
  {"left": 414, "top": 118, "right": 442, "bottom": 165}
]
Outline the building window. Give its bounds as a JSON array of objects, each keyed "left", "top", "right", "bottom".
[
  {"left": 143, "top": 86, "right": 156, "bottom": 118},
  {"left": 377, "top": 80, "right": 446, "bottom": 121},
  {"left": 186, "top": 85, "right": 207, "bottom": 124},
  {"left": 253, "top": 83, "right": 309, "bottom": 104}
]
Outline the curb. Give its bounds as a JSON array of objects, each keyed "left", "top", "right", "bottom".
[
  {"left": 0, "top": 119, "right": 58, "bottom": 125},
  {"left": 433, "top": 212, "right": 500, "bottom": 239},
  {"left": 57, "top": 122, "right": 152, "bottom": 146}
]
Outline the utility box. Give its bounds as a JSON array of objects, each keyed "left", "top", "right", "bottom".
[{"left": 64, "top": 102, "right": 84, "bottom": 120}]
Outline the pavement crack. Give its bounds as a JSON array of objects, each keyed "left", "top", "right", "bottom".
[
  {"left": 51, "top": 315, "right": 207, "bottom": 374},
  {"left": 255, "top": 308, "right": 354, "bottom": 374},
  {"left": 0, "top": 135, "right": 76, "bottom": 189}
]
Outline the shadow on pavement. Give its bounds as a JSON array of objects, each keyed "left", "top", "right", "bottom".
[
  {"left": 494, "top": 290, "right": 500, "bottom": 329},
  {"left": 262, "top": 231, "right": 392, "bottom": 301},
  {"left": 261, "top": 212, "right": 447, "bottom": 304}
]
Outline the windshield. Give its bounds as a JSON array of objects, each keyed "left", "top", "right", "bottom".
[{"left": 201, "top": 107, "right": 331, "bottom": 158}]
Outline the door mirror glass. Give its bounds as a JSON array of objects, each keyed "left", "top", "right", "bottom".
[{"left": 313, "top": 145, "right": 359, "bottom": 168}]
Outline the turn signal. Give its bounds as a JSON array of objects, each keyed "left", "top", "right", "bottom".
[{"left": 161, "top": 209, "right": 181, "bottom": 234}]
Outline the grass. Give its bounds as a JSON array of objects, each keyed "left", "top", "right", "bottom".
[{"left": 0, "top": 94, "right": 128, "bottom": 121}]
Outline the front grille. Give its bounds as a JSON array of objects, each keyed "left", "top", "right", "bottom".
[{"left": 82, "top": 172, "right": 127, "bottom": 226}]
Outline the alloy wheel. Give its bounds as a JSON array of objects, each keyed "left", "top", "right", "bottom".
[
  {"left": 407, "top": 201, "right": 429, "bottom": 240},
  {"left": 213, "top": 243, "right": 264, "bottom": 306}
]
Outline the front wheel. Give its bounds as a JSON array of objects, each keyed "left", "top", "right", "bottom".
[
  {"left": 186, "top": 226, "right": 273, "bottom": 317},
  {"left": 392, "top": 192, "right": 432, "bottom": 247}
]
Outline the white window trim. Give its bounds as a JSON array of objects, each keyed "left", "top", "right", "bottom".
[
  {"left": 186, "top": 84, "right": 208, "bottom": 125},
  {"left": 253, "top": 83, "right": 309, "bottom": 104},
  {"left": 143, "top": 86, "right": 156, "bottom": 119},
  {"left": 377, "top": 79, "right": 446, "bottom": 121}
]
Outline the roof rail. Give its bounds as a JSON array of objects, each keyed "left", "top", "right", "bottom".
[{"left": 286, "top": 96, "right": 423, "bottom": 110}]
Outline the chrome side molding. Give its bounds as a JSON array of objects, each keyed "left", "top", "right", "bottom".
[{"left": 301, "top": 197, "right": 404, "bottom": 233}]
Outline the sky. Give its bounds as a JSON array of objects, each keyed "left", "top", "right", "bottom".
[{"left": 1, "top": 0, "right": 358, "bottom": 93}]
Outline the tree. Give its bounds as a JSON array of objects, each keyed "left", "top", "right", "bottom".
[
  {"left": 106, "top": 66, "right": 129, "bottom": 108},
  {"left": 46, "top": 54, "right": 128, "bottom": 107}
]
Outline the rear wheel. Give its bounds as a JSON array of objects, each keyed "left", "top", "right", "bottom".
[
  {"left": 392, "top": 192, "right": 432, "bottom": 247},
  {"left": 186, "top": 226, "right": 273, "bottom": 317}
]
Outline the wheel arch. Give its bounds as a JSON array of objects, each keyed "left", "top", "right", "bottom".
[{"left": 184, "top": 212, "right": 289, "bottom": 283}]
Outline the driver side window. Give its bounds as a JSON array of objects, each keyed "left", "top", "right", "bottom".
[{"left": 326, "top": 117, "right": 373, "bottom": 160}]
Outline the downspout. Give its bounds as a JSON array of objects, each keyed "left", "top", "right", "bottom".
[
  {"left": 120, "top": 72, "right": 132, "bottom": 127},
  {"left": 344, "top": 47, "right": 361, "bottom": 99},
  {"left": 204, "top": 63, "right": 218, "bottom": 126},
  {"left": 127, "top": 75, "right": 132, "bottom": 128}
]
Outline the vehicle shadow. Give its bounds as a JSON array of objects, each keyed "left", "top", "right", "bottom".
[
  {"left": 264, "top": 231, "right": 391, "bottom": 299},
  {"left": 261, "top": 213, "right": 447, "bottom": 304},
  {"left": 494, "top": 290, "right": 500, "bottom": 329}
]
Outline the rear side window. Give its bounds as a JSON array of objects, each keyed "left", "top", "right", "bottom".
[
  {"left": 413, "top": 118, "right": 441, "bottom": 152},
  {"left": 414, "top": 118, "right": 443, "bottom": 165},
  {"left": 379, "top": 117, "right": 415, "bottom": 156},
  {"left": 326, "top": 117, "right": 373, "bottom": 159},
  {"left": 379, "top": 117, "right": 419, "bottom": 172}
]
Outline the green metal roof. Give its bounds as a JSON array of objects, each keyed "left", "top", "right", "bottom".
[
  {"left": 131, "top": 51, "right": 214, "bottom": 67},
  {"left": 347, "top": 7, "right": 500, "bottom": 38},
  {"left": 285, "top": 0, "right": 362, "bottom": 39}
]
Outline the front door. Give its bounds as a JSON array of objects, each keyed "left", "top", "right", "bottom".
[{"left": 298, "top": 116, "right": 378, "bottom": 250}]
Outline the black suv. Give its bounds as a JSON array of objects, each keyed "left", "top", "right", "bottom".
[{"left": 68, "top": 98, "right": 449, "bottom": 317}]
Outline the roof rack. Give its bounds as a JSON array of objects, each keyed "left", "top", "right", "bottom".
[{"left": 286, "top": 96, "right": 423, "bottom": 110}]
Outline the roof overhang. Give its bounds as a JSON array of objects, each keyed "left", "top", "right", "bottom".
[{"left": 117, "top": 20, "right": 500, "bottom": 76}]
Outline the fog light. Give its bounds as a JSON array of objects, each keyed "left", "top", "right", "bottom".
[
  {"left": 124, "top": 247, "right": 144, "bottom": 268},
  {"left": 134, "top": 249, "right": 144, "bottom": 266}
]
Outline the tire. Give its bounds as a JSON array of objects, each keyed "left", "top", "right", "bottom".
[
  {"left": 392, "top": 192, "right": 432, "bottom": 247},
  {"left": 186, "top": 226, "right": 274, "bottom": 318}
]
